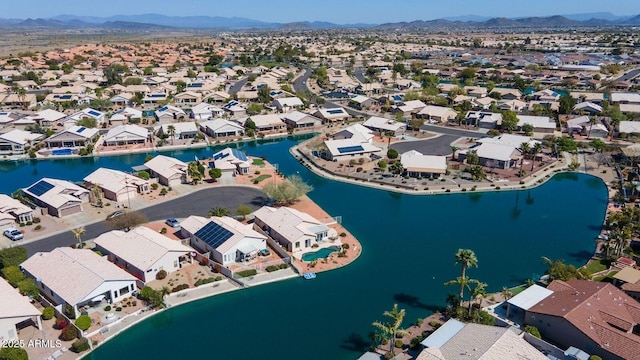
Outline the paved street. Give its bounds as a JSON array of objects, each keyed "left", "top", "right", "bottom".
[
  {"left": 228, "top": 77, "right": 248, "bottom": 95},
  {"left": 23, "top": 186, "right": 267, "bottom": 255},
  {"left": 419, "top": 124, "right": 484, "bottom": 138},
  {"left": 390, "top": 135, "right": 459, "bottom": 155}
]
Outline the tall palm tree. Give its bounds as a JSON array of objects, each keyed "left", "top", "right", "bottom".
[
  {"left": 519, "top": 142, "right": 531, "bottom": 172},
  {"left": 531, "top": 143, "right": 542, "bottom": 171},
  {"left": 587, "top": 117, "right": 597, "bottom": 139},
  {"left": 468, "top": 280, "right": 487, "bottom": 316},
  {"left": 167, "top": 124, "right": 176, "bottom": 145},
  {"left": 454, "top": 249, "right": 478, "bottom": 305},
  {"left": 450, "top": 146, "right": 459, "bottom": 161},
  {"left": 445, "top": 276, "right": 471, "bottom": 307},
  {"left": 501, "top": 287, "right": 513, "bottom": 301},
  {"left": 71, "top": 227, "right": 86, "bottom": 247},
  {"left": 371, "top": 304, "right": 408, "bottom": 356}
]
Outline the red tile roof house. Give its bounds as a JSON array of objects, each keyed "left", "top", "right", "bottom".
[{"left": 523, "top": 279, "right": 640, "bottom": 360}]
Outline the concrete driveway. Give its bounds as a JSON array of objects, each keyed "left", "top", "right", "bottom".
[{"left": 390, "top": 135, "right": 459, "bottom": 156}]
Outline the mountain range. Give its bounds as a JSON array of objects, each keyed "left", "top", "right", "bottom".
[{"left": 1, "top": 12, "right": 640, "bottom": 30}]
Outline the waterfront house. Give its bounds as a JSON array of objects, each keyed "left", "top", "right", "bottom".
[
  {"left": 181, "top": 215, "right": 267, "bottom": 265},
  {"left": 457, "top": 134, "right": 536, "bottom": 170},
  {"left": 613, "top": 267, "right": 640, "bottom": 301},
  {"left": 0, "top": 130, "right": 43, "bottom": 155},
  {"left": 490, "top": 88, "right": 522, "bottom": 100},
  {"left": 112, "top": 107, "right": 143, "bottom": 123},
  {"left": 108, "top": 113, "right": 128, "bottom": 127},
  {"left": 94, "top": 227, "right": 193, "bottom": 284},
  {"left": 241, "top": 114, "right": 286, "bottom": 132},
  {"left": 362, "top": 116, "right": 406, "bottom": 135},
  {"left": 0, "top": 194, "right": 33, "bottom": 227},
  {"left": 321, "top": 138, "right": 382, "bottom": 162},
  {"left": 83, "top": 168, "right": 149, "bottom": 203},
  {"left": 0, "top": 277, "right": 41, "bottom": 342},
  {"left": 254, "top": 206, "right": 330, "bottom": 251},
  {"left": 154, "top": 105, "right": 186, "bottom": 123},
  {"left": 158, "top": 122, "right": 198, "bottom": 140},
  {"left": 199, "top": 119, "right": 245, "bottom": 138},
  {"left": 281, "top": 111, "right": 322, "bottom": 129},
  {"left": 33, "top": 109, "right": 66, "bottom": 127},
  {"left": 210, "top": 147, "right": 251, "bottom": 175},
  {"left": 223, "top": 100, "right": 247, "bottom": 117},
  {"left": 23, "top": 178, "right": 89, "bottom": 217},
  {"left": 45, "top": 125, "right": 100, "bottom": 149},
  {"left": 417, "top": 319, "right": 547, "bottom": 360},
  {"left": 103, "top": 124, "right": 149, "bottom": 146},
  {"left": 272, "top": 97, "right": 304, "bottom": 112},
  {"left": 566, "top": 116, "right": 608, "bottom": 138},
  {"left": 313, "top": 107, "right": 351, "bottom": 123},
  {"left": 332, "top": 124, "right": 374, "bottom": 143},
  {"left": 21, "top": 248, "right": 137, "bottom": 316},
  {"left": 191, "top": 102, "right": 225, "bottom": 120},
  {"left": 142, "top": 155, "right": 188, "bottom": 186},
  {"left": 515, "top": 279, "right": 640, "bottom": 360},
  {"left": 400, "top": 150, "right": 447, "bottom": 178}
]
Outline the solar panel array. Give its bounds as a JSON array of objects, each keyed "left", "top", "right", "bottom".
[
  {"left": 158, "top": 106, "right": 169, "bottom": 112},
  {"left": 327, "top": 109, "right": 344, "bottom": 115},
  {"left": 27, "top": 180, "right": 54, "bottom": 196},
  {"left": 77, "top": 127, "right": 86, "bottom": 133},
  {"left": 231, "top": 148, "right": 248, "bottom": 161},
  {"left": 88, "top": 110, "right": 101, "bottom": 117},
  {"left": 337, "top": 145, "right": 364, "bottom": 154},
  {"left": 213, "top": 152, "right": 229, "bottom": 160},
  {"left": 194, "top": 221, "right": 234, "bottom": 248}
]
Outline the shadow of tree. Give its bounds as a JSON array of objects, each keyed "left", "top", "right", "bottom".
[
  {"left": 393, "top": 293, "right": 441, "bottom": 312},
  {"left": 340, "top": 332, "right": 371, "bottom": 353}
]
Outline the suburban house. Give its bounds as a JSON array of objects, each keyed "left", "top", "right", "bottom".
[
  {"left": 281, "top": 111, "right": 322, "bottom": 129},
  {"left": 610, "top": 92, "right": 640, "bottom": 104},
  {"left": 490, "top": 88, "right": 522, "bottom": 100},
  {"left": 620, "top": 104, "right": 640, "bottom": 114},
  {"left": 210, "top": 147, "right": 251, "bottom": 175},
  {"left": 222, "top": 100, "right": 247, "bottom": 117},
  {"left": 321, "top": 138, "right": 382, "bottom": 162},
  {"left": 397, "top": 100, "right": 427, "bottom": 116},
  {"left": 415, "top": 105, "right": 458, "bottom": 123},
  {"left": 517, "top": 115, "right": 556, "bottom": 133},
  {"left": 23, "top": 178, "right": 89, "bottom": 217},
  {"left": 103, "top": 124, "right": 149, "bottom": 146},
  {"left": 241, "top": 114, "right": 285, "bottom": 132},
  {"left": 349, "top": 95, "right": 374, "bottom": 110},
  {"left": 33, "top": 109, "right": 66, "bottom": 127},
  {"left": 83, "top": 168, "right": 150, "bottom": 203},
  {"left": 45, "top": 126, "right": 100, "bottom": 149},
  {"left": 254, "top": 206, "right": 331, "bottom": 252},
  {"left": 21, "top": 248, "right": 137, "bottom": 316},
  {"left": 362, "top": 116, "right": 406, "bottom": 135},
  {"left": 417, "top": 319, "right": 547, "bottom": 360},
  {"left": 0, "top": 277, "right": 41, "bottom": 342},
  {"left": 154, "top": 105, "right": 187, "bottom": 123},
  {"left": 272, "top": 97, "right": 304, "bottom": 112},
  {"left": 142, "top": 155, "right": 188, "bottom": 186},
  {"left": 400, "top": 150, "right": 447, "bottom": 178},
  {"left": 613, "top": 267, "right": 640, "bottom": 301},
  {"left": 512, "top": 279, "right": 640, "bottom": 360},
  {"left": 574, "top": 102, "right": 603, "bottom": 114},
  {"left": 191, "top": 102, "right": 225, "bottom": 120},
  {"left": 66, "top": 108, "right": 106, "bottom": 126},
  {"left": 94, "top": 227, "right": 193, "bottom": 284},
  {"left": 112, "top": 107, "right": 143, "bottom": 123},
  {"left": 458, "top": 134, "right": 536, "bottom": 170},
  {"left": 174, "top": 91, "right": 202, "bottom": 104},
  {"left": 332, "top": 124, "right": 374, "bottom": 143},
  {"left": 2, "top": 93, "right": 37, "bottom": 109},
  {"left": 181, "top": 215, "right": 267, "bottom": 265},
  {"left": 158, "top": 122, "right": 199, "bottom": 140},
  {"left": 199, "top": 119, "right": 245, "bottom": 138},
  {"left": 0, "top": 194, "right": 33, "bottom": 227},
  {"left": 617, "top": 121, "right": 640, "bottom": 136},
  {"left": 108, "top": 112, "right": 128, "bottom": 127},
  {"left": 0, "top": 129, "right": 43, "bottom": 155},
  {"left": 464, "top": 111, "right": 503, "bottom": 129},
  {"left": 566, "top": 116, "right": 608, "bottom": 138},
  {"left": 313, "top": 107, "right": 351, "bottom": 123}
]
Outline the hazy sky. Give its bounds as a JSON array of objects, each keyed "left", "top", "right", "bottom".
[{"left": 2, "top": 0, "right": 640, "bottom": 24}]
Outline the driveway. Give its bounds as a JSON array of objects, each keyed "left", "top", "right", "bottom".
[
  {"left": 390, "top": 135, "right": 459, "bottom": 156},
  {"left": 23, "top": 186, "right": 267, "bottom": 255}
]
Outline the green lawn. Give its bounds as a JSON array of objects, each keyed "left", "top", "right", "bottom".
[
  {"left": 252, "top": 159, "right": 265, "bottom": 166},
  {"left": 252, "top": 175, "right": 272, "bottom": 183},
  {"left": 583, "top": 259, "right": 610, "bottom": 275},
  {"left": 593, "top": 271, "right": 619, "bottom": 282},
  {"left": 508, "top": 284, "right": 528, "bottom": 296}
]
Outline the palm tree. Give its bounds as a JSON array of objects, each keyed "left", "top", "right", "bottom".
[
  {"left": 587, "top": 117, "right": 597, "bottom": 139},
  {"left": 445, "top": 276, "right": 471, "bottom": 307},
  {"left": 450, "top": 146, "right": 459, "bottom": 161},
  {"left": 468, "top": 280, "right": 487, "bottom": 316},
  {"left": 519, "top": 142, "right": 531, "bottom": 172},
  {"left": 501, "top": 287, "right": 513, "bottom": 301},
  {"left": 208, "top": 207, "right": 230, "bottom": 217},
  {"left": 160, "top": 286, "right": 171, "bottom": 298},
  {"left": 371, "top": 304, "right": 408, "bottom": 356},
  {"left": 530, "top": 143, "right": 542, "bottom": 171},
  {"left": 71, "top": 227, "right": 86, "bottom": 247},
  {"left": 454, "top": 249, "right": 478, "bottom": 306},
  {"left": 166, "top": 124, "right": 176, "bottom": 145}
]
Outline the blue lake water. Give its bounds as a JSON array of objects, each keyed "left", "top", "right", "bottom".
[{"left": 0, "top": 135, "right": 608, "bottom": 360}]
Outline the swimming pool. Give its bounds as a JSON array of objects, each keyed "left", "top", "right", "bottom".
[
  {"left": 301, "top": 245, "right": 342, "bottom": 262},
  {"left": 51, "top": 148, "right": 73, "bottom": 156}
]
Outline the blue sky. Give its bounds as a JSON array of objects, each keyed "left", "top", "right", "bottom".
[{"left": 2, "top": 0, "right": 640, "bottom": 23}]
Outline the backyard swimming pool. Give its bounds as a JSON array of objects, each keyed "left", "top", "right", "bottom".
[{"left": 301, "top": 245, "right": 342, "bottom": 261}]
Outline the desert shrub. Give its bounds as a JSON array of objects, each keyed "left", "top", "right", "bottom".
[
  {"left": 34, "top": 225, "right": 42, "bottom": 230},
  {"left": 151, "top": 183, "right": 159, "bottom": 190},
  {"left": 342, "top": 243, "right": 350, "bottom": 249},
  {"left": 32, "top": 217, "right": 41, "bottom": 223},
  {"left": 0, "top": 346, "right": 28, "bottom": 360},
  {"left": 160, "top": 227, "right": 167, "bottom": 234},
  {"left": 171, "top": 284, "right": 189, "bottom": 292},
  {"left": 2, "top": 265, "right": 25, "bottom": 286},
  {"left": 104, "top": 306, "right": 111, "bottom": 311},
  {"left": 60, "top": 325, "right": 78, "bottom": 341},
  {"left": 524, "top": 325, "right": 541, "bottom": 339},
  {"left": 339, "top": 232, "right": 347, "bottom": 237},
  {"left": 410, "top": 336, "right": 422, "bottom": 350},
  {"left": 72, "top": 337, "right": 90, "bottom": 353},
  {"left": 42, "top": 307, "right": 55, "bottom": 320},
  {"left": 394, "top": 339, "right": 403, "bottom": 348},
  {"left": 266, "top": 265, "right": 280, "bottom": 272},
  {"left": 115, "top": 307, "right": 122, "bottom": 312},
  {"left": 156, "top": 270, "right": 167, "bottom": 280},
  {"left": 75, "top": 315, "right": 91, "bottom": 331},
  {"left": 235, "top": 269, "right": 257, "bottom": 278},
  {"left": 55, "top": 317, "right": 67, "bottom": 329},
  {"left": 194, "top": 277, "right": 215, "bottom": 286}
]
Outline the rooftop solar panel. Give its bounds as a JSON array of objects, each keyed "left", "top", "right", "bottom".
[
  {"left": 88, "top": 110, "right": 101, "bottom": 117},
  {"left": 27, "top": 180, "right": 54, "bottom": 196},
  {"left": 151, "top": 94, "right": 165, "bottom": 98},
  {"left": 188, "top": 83, "right": 203, "bottom": 88},
  {"left": 231, "top": 148, "right": 248, "bottom": 161},
  {"left": 77, "top": 127, "right": 86, "bottom": 133},
  {"left": 327, "top": 109, "right": 345, "bottom": 115},
  {"left": 158, "top": 106, "right": 169, "bottom": 112},
  {"left": 213, "top": 152, "right": 229, "bottom": 160},
  {"left": 337, "top": 145, "right": 364, "bottom": 154},
  {"left": 194, "top": 221, "right": 233, "bottom": 248}
]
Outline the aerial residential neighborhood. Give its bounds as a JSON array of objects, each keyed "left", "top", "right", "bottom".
[{"left": 2, "top": 1, "right": 640, "bottom": 360}]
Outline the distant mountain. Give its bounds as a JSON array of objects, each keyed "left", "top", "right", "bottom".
[
  {"left": 561, "top": 12, "right": 630, "bottom": 22},
  {"left": 442, "top": 15, "right": 491, "bottom": 22},
  {"left": 376, "top": 15, "right": 626, "bottom": 30},
  {"left": 51, "top": 13, "right": 277, "bottom": 29}
]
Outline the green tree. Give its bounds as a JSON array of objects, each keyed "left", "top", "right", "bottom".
[
  {"left": 524, "top": 325, "right": 541, "bottom": 339},
  {"left": 519, "top": 142, "right": 531, "bottom": 172},
  {"left": 258, "top": 86, "right": 271, "bottom": 103},
  {"left": 188, "top": 161, "right": 204, "bottom": 184},
  {"left": 262, "top": 175, "right": 313, "bottom": 205},
  {"left": 71, "top": 227, "right": 85, "bottom": 247},
  {"left": 460, "top": 67, "right": 477, "bottom": 82},
  {"left": 106, "top": 211, "right": 148, "bottom": 231},
  {"left": 454, "top": 249, "right": 478, "bottom": 306},
  {"left": 501, "top": 110, "right": 519, "bottom": 133},
  {"left": 530, "top": 143, "right": 542, "bottom": 171},
  {"left": 542, "top": 257, "right": 588, "bottom": 281},
  {"left": 521, "top": 123, "right": 534, "bottom": 136},
  {"left": 140, "top": 286, "right": 164, "bottom": 308},
  {"left": 17, "top": 278, "right": 39, "bottom": 297},
  {"left": 559, "top": 95, "right": 576, "bottom": 115},
  {"left": 175, "top": 80, "right": 186, "bottom": 94},
  {"left": 377, "top": 160, "right": 387, "bottom": 169},
  {"left": 247, "top": 103, "right": 263, "bottom": 115},
  {"left": 76, "top": 117, "right": 97, "bottom": 129},
  {"left": 466, "top": 150, "right": 479, "bottom": 165},
  {"left": 0, "top": 346, "right": 28, "bottom": 360},
  {"left": 0, "top": 247, "right": 28, "bottom": 270},
  {"left": 208, "top": 168, "right": 222, "bottom": 182},
  {"left": 137, "top": 170, "right": 150, "bottom": 180},
  {"left": 468, "top": 165, "right": 486, "bottom": 180},
  {"left": 2, "top": 265, "right": 25, "bottom": 286},
  {"left": 445, "top": 276, "right": 471, "bottom": 308},
  {"left": 166, "top": 125, "right": 176, "bottom": 145},
  {"left": 124, "top": 77, "right": 142, "bottom": 86},
  {"left": 371, "top": 304, "right": 408, "bottom": 356},
  {"left": 387, "top": 149, "right": 399, "bottom": 159},
  {"left": 590, "top": 138, "right": 606, "bottom": 153},
  {"left": 208, "top": 207, "right": 230, "bottom": 217},
  {"left": 236, "top": 205, "right": 252, "bottom": 220}
]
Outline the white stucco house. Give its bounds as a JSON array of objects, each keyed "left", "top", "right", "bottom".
[
  {"left": 254, "top": 206, "right": 331, "bottom": 252},
  {"left": 0, "top": 277, "right": 41, "bottom": 342}
]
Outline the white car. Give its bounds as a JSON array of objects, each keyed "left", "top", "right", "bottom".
[{"left": 4, "top": 228, "right": 24, "bottom": 241}]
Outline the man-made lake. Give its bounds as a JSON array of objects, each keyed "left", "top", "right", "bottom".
[{"left": 1, "top": 136, "right": 607, "bottom": 360}]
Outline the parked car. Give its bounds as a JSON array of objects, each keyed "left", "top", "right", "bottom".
[
  {"left": 165, "top": 218, "right": 181, "bottom": 230},
  {"left": 4, "top": 228, "right": 24, "bottom": 241},
  {"left": 106, "top": 210, "right": 126, "bottom": 220}
]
